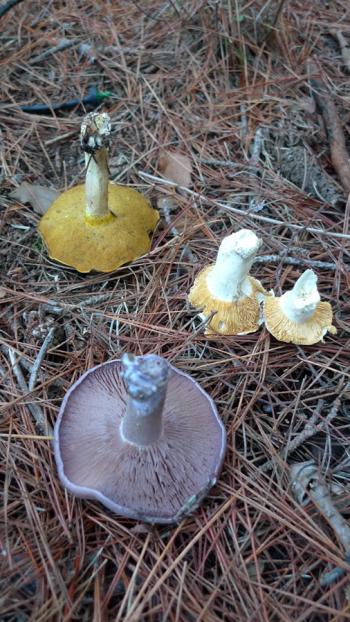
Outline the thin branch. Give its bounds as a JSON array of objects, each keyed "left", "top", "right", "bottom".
[
  {"left": 254, "top": 254, "right": 337, "bottom": 270},
  {"left": 7, "top": 347, "right": 51, "bottom": 434},
  {"left": 260, "top": 394, "right": 342, "bottom": 474},
  {"left": 28, "top": 327, "right": 55, "bottom": 391},
  {"left": 138, "top": 171, "right": 350, "bottom": 240}
]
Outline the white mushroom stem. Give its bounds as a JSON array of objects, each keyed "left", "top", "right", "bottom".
[
  {"left": 279, "top": 269, "right": 321, "bottom": 323},
  {"left": 206, "top": 229, "right": 262, "bottom": 301},
  {"left": 120, "top": 354, "right": 169, "bottom": 446},
  {"left": 80, "top": 112, "right": 111, "bottom": 220}
]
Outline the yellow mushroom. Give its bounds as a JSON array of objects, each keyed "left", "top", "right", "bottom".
[
  {"left": 39, "top": 112, "right": 159, "bottom": 273},
  {"left": 264, "top": 269, "right": 337, "bottom": 345},
  {"left": 188, "top": 229, "right": 266, "bottom": 336}
]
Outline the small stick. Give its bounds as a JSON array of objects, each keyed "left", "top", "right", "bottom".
[
  {"left": 138, "top": 171, "right": 350, "bottom": 240},
  {"left": 0, "top": 433, "right": 53, "bottom": 440},
  {"left": 158, "top": 196, "right": 196, "bottom": 265},
  {"left": 250, "top": 128, "right": 264, "bottom": 167},
  {"left": 255, "top": 254, "right": 336, "bottom": 270},
  {"left": 329, "top": 30, "right": 350, "bottom": 73},
  {"left": 248, "top": 128, "right": 265, "bottom": 212},
  {"left": 7, "top": 348, "right": 51, "bottom": 434},
  {"left": 308, "top": 59, "right": 350, "bottom": 194},
  {"left": 309, "top": 476, "right": 350, "bottom": 551},
  {"left": 29, "top": 38, "right": 80, "bottom": 65},
  {"left": 199, "top": 159, "right": 241, "bottom": 168},
  {"left": 290, "top": 461, "right": 350, "bottom": 586},
  {"left": 28, "top": 326, "right": 55, "bottom": 391},
  {"left": 43, "top": 292, "right": 112, "bottom": 314},
  {"left": 260, "top": 395, "right": 341, "bottom": 474},
  {"left": 320, "top": 554, "right": 350, "bottom": 587}
]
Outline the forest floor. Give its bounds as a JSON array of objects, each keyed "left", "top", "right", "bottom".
[{"left": 1, "top": 1, "right": 350, "bottom": 620}]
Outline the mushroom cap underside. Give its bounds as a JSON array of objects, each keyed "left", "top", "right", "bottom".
[
  {"left": 188, "top": 266, "right": 266, "bottom": 335},
  {"left": 54, "top": 360, "right": 226, "bottom": 524},
  {"left": 38, "top": 184, "right": 159, "bottom": 273},
  {"left": 264, "top": 296, "right": 337, "bottom": 345}
]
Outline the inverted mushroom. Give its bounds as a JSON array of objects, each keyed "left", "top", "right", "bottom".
[
  {"left": 264, "top": 269, "right": 336, "bottom": 345},
  {"left": 188, "top": 229, "right": 266, "bottom": 335},
  {"left": 54, "top": 353, "right": 226, "bottom": 524},
  {"left": 39, "top": 112, "right": 159, "bottom": 273}
]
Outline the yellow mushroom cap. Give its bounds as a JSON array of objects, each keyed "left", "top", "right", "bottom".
[
  {"left": 188, "top": 266, "right": 266, "bottom": 336},
  {"left": 263, "top": 295, "right": 336, "bottom": 345},
  {"left": 38, "top": 183, "right": 159, "bottom": 273}
]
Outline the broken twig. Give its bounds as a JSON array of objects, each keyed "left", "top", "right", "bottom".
[
  {"left": 290, "top": 461, "right": 350, "bottom": 586},
  {"left": 308, "top": 59, "right": 350, "bottom": 194},
  {"left": 28, "top": 327, "right": 55, "bottom": 391},
  {"left": 329, "top": 30, "right": 350, "bottom": 73},
  {"left": 260, "top": 394, "right": 342, "bottom": 474},
  {"left": 255, "top": 254, "right": 337, "bottom": 270},
  {"left": 139, "top": 171, "right": 350, "bottom": 240},
  {"left": 7, "top": 347, "right": 51, "bottom": 434}
]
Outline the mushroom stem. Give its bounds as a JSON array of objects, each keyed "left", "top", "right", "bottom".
[
  {"left": 120, "top": 353, "right": 169, "bottom": 446},
  {"left": 80, "top": 112, "right": 112, "bottom": 222},
  {"left": 206, "top": 229, "right": 262, "bottom": 301},
  {"left": 279, "top": 269, "right": 321, "bottom": 323}
]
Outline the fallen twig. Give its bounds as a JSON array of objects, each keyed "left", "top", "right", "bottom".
[
  {"left": 43, "top": 292, "right": 112, "bottom": 314},
  {"left": 290, "top": 461, "right": 350, "bottom": 586},
  {"left": 329, "top": 30, "right": 350, "bottom": 73},
  {"left": 308, "top": 59, "right": 350, "bottom": 194},
  {"left": 260, "top": 392, "right": 344, "bottom": 474},
  {"left": 254, "top": 254, "right": 337, "bottom": 270},
  {"left": 29, "top": 38, "right": 80, "bottom": 65},
  {"left": 248, "top": 128, "right": 266, "bottom": 212},
  {"left": 158, "top": 196, "right": 196, "bottom": 266},
  {"left": 28, "top": 326, "right": 55, "bottom": 391},
  {"left": 139, "top": 171, "right": 350, "bottom": 240},
  {"left": 7, "top": 347, "right": 51, "bottom": 434}
]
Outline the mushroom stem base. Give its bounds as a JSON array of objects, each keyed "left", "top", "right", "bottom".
[
  {"left": 121, "top": 399, "right": 164, "bottom": 446},
  {"left": 120, "top": 354, "right": 169, "bottom": 447}
]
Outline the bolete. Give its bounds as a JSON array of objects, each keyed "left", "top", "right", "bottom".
[
  {"left": 188, "top": 229, "right": 266, "bottom": 335},
  {"left": 54, "top": 353, "right": 226, "bottom": 524},
  {"left": 264, "top": 269, "right": 336, "bottom": 345},
  {"left": 39, "top": 112, "right": 159, "bottom": 273}
]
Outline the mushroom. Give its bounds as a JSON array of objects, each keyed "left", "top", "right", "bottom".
[
  {"left": 39, "top": 112, "right": 159, "bottom": 273},
  {"left": 188, "top": 229, "right": 266, "bottom": 335},
  {"left": 54, "top": 353, "right": 226, "bottom": 524},
  {"left": 264, "top": 269, "right": 337, "bottom": 345}
]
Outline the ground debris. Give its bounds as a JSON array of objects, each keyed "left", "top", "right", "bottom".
[
  {"left": 10, "top": 182, "right": 59, "bottom": 215},
  {"left": 308, "top": 59, "right": 350, "bottom": 195}
]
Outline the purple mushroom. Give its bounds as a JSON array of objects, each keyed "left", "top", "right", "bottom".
[{"left": 54, "top": 353, "right": 226, "bottom": 524}]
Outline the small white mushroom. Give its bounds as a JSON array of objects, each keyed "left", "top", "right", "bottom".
[
  {"left": 264, "top": 269, "right": 336, "bottom": 345},
  {"left": 188, "top": 229, "right": 266, "bottom": 335}
]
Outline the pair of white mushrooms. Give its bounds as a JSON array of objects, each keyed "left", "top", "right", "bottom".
[{"left": 189, "top": 229, "right": 336, "bottom": 346}]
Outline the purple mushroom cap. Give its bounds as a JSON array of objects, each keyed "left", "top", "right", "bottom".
[{"left": 54, "top": 356, "right": 226, "bottom": 524}]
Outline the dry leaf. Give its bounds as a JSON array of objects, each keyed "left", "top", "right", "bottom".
[
  {"left": 10, "top": 182, "right": 60, "bottom": 215},
  {"left": 159, "top": 150, "right": 192, "bottom": 187}
]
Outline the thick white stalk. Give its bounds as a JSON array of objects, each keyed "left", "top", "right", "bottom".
[
  {"left": 80, "top": 112, "right": 111, "bottom": 221},
  {"left": 279, "top": 269, "right": 320, "bottom": 323},
  {"left": 206, "top": 229, "right": 262, "bottom": 301},
  {"left": 84, "top": 149, "right": 109, "bottom": 219}
]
